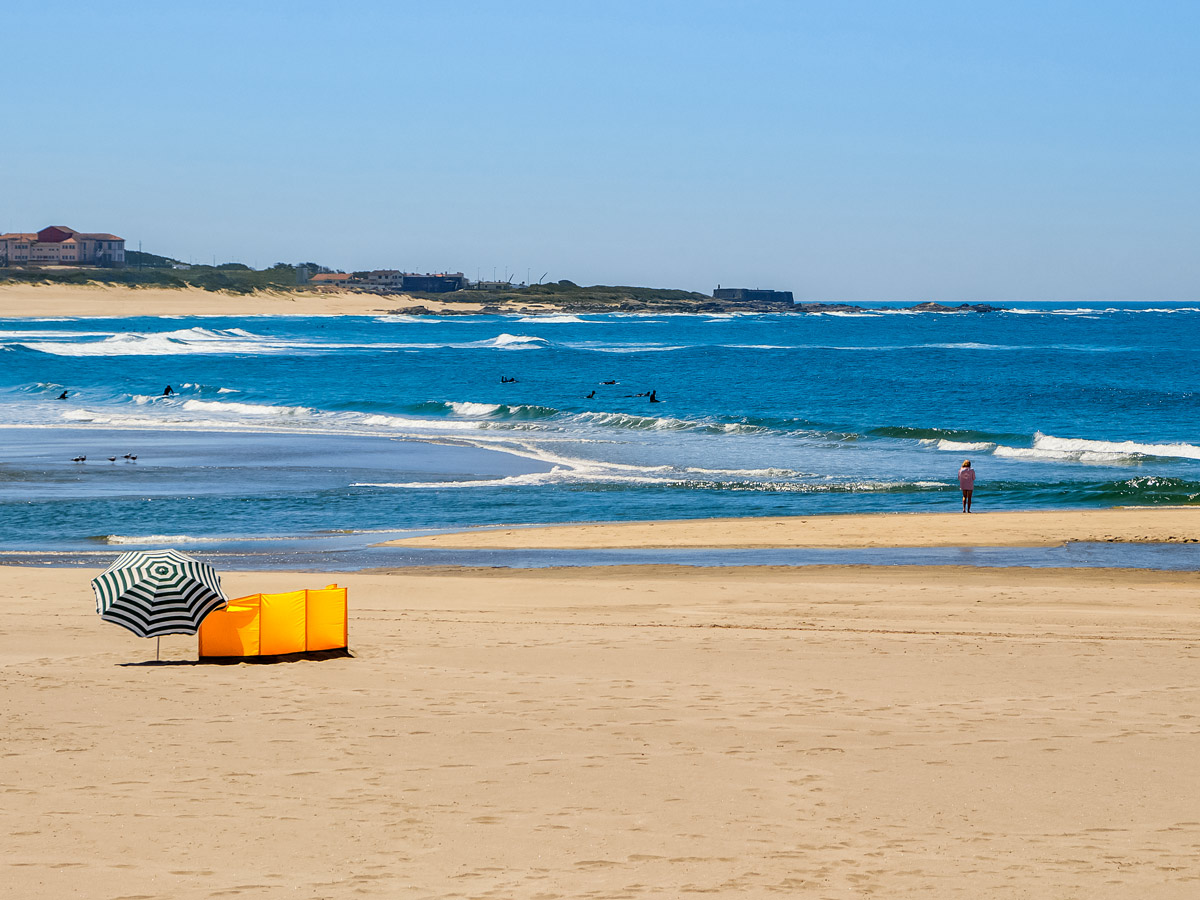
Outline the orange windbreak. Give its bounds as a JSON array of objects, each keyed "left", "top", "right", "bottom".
[{"left": 198, "top": 585, "right": 348, "bottom": 657}]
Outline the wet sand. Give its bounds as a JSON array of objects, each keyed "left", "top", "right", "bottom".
[
  {"left": 4, "top": 561, "right": 1199, "bottom": 898},
  {"left": 382, "top": 506, "right": 1200, "bottom": 549}
]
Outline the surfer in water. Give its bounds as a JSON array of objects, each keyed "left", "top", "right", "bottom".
[
  {"left": 57, "top": 390, "right": 68, "bottom": 400},
  {"left": 163, "top": 385, "right": 174, "bottom": 396}
]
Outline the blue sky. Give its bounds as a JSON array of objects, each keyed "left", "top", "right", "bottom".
[{"left": 3, "top": 1, "right": 1198, "bottom": 300}]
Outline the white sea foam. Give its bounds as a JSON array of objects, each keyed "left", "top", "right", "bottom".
[
  {"left": 564, "top": 342, "right": 687, "bottom": 353},
  {"left": 516, "top": 314, "right": 586, "bottom": 323},
  {"left": 921, "top": 439, "right": 998, "bottom": 452},
  {"left": 12, "top": 326, "right": 576, "bottom": 356},
  {"left": 0, "top": 329, "right": 111, "bottom": 339},
  {"left": 722, "top": 344, "right": 793, "bottom": 350},
  {"left": 1004, "top": 308, "right": 1110, "bottom": 316},
  {"left": 103, "top": 534, "right": 227, "bottom": 545},
  {"left": 358, "top": 474, "right": 953, "bottom": 493},
  {"left": 355, "top": 413, "right": 485, "bottom": 432},
  {"left": 17, "top": 326, "right": 321, "bottom": 357},
  {"left": 356, "top": 471, "right": 570, "bottom": 489},
  {"left": 989, "top": 432, "right": 1200, "bottom": 464},
  {"left": 1033, "top": 433, "right": 1200, "bottom": 461},
  {"left": 1036, "top": 306, "right": 1200, "bottom": 315},
  {"left": 478, "top": 333, "right": 547, "bottom": 349},
  {"left": 683, "top": 466, "right": 814, "bottom": 478},
  {"left": 923, "top": 342, "right": 1012, "bottom": 350},
  {"left": 447, "top": 401, "right": 504, "bottom": 417},
  {"left": 181, "top": 399, "right": 313, "bottom": 417},
  {"left": 993, "top": 446, "right": 1075, "bottom": 461}
]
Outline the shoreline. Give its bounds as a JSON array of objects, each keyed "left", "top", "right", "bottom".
[{"left": 381, "top": 506, "right": 1200, "bottom": 549}]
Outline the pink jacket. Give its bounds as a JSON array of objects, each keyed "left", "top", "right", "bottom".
[{"left": 959, "top": 467, "right": 976, "bottom": 490}]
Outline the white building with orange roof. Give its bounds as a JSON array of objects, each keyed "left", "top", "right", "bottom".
[{"left": 0, "top": 225, "right": 125, "bottom": 266}]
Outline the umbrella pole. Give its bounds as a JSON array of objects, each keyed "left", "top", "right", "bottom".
[{"left": 156, "top": 636, "right": 160, "bottom": 662}]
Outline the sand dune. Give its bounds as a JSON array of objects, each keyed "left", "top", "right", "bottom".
[{"left": 4, "top": 561, "right": 1200, "bottom": 898}]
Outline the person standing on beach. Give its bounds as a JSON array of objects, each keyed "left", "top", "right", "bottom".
[{"left": 959, "top": 460, "right": 976, "bottom": 512}]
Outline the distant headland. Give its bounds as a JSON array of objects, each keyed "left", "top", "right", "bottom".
[{"left": 0, "top": 229, "right": 1006, "bottom": 316}]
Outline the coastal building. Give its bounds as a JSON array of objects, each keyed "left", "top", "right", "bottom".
[
  {"left": 400, "top": 273, "right": 465, "bottom": 293},
  {"left": 0, "top": 226, "right": 125, "bottom": 267},
  {"left": 309, "top": 273, "right": 352, "bottom": 287},
  {"left": 352, "top": 270, "right": 406, "bottom": 289},
  {"left": 712, "top": 287, "right": 794, "bottom": 304}
]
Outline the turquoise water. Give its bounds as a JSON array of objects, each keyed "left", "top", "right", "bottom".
[{"left": 1, "top": 303, "right": 1198, "bottom": 553}]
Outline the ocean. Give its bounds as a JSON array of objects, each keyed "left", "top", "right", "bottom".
[{"left": 1, "top": 303, "right": 1198, "bottom": 559}]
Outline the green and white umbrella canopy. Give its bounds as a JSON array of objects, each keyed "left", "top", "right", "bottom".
[{"left": 92, "top": 549, "right": 228, "bottom": 638}]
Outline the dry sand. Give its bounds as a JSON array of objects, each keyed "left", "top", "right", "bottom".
[
  {"left": 4, "top": 557, "right": 1200, "bottom": 898},
  {"left": 0, "top": 283, "right": 490, "bottom": 317},
  {"left": 383, "top": 506, "right": 1200, "bottom": 550}
]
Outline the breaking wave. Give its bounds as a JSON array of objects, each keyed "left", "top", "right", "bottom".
[
  {"left": 6, "top": 326, "right": 554, "bottom": 356},
  {"left": 181, "top": 399, "right": 314, "bottom": 417},
  {"left": 472, "top": 333, "right": 547, "bottom": 349},
  {"left": 871, "top": 424, "right": 1023, "bottom": 444},
  {"left": 99, "top": 534, "right": 244, "bottom": 545},
  {"left": 12, "top": 326, "right": 323, "bottom": 357},
  {"left": 994, "top": 433, "right": 1200, "bottom": 463},
  {"left": 921, "top": 439, "right": 998, "bottom": 453},
  {"left": 908, "top": 429, "right": 1200, "bottom": 465}
]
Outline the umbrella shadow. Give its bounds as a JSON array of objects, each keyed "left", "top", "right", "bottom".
[{"left": 119, "top": 648, "right": 355, "bottom": 666}]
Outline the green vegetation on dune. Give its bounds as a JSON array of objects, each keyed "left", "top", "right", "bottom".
[{"left": 1, "top": 257, "right": 334, "bottom": 295}]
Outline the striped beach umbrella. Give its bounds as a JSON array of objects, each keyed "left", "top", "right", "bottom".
[{"left": 92, "top": 549, "right": 228, "bottom": 639}]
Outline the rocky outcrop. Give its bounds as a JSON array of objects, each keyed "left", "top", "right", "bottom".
[
  {"left": 906, "top": 302, "right": 1006, "bottom": 313},
  {"left": 388, "top": 299, "right": 1009, "bottom": 316}
]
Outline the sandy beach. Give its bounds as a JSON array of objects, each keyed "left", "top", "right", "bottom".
[
  {"left": 384, "top": 506, "right": 1200, "bottom": 549},
  {"left": 0, "top": 283, "right": 491, "bottom": 317},
  {"left": 5, "top": 509, "right": 1200, "bottom": 898}
]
